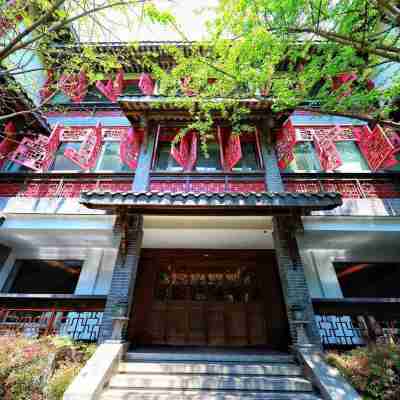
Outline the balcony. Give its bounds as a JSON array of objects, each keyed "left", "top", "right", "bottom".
[
  {"left": 313, "top": 298, "right": 400, "bottom": 350},
  {"left": 0, "top": 294, "right": 106, "bottom": 341}
]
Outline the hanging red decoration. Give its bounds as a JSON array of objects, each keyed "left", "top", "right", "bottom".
[
  {"left": 313, "top": 130, "right": 343, "bottom": 172},
  {"left": 224, "top": 133, "right": 242, "bottom": 171},
  {"left": 120, "top": 127, "right": 142, "bottom": 170},
  {"left": 171, "top": 131, "right": 197, "bottom": 171},
  {"left": 96, "top": 70, "right": 125, "bottom": 102},
  {"left": 332, "top": 72, "right": 358, "bottom": 91},
  {"left": 64, "top": 124, "right": 102, "bottom": 170},
  {"left": 276, "top": 121, "right": 297, "bottom": 169},
  {"left": 59, "top": 70, "right": 88, "bottom": 103},
  {"left": 0, "top": 122, "right": 17, "bottom": 168},
  {"left": 10, "top": 124, "right": 61, "bottom": 172},
  {"left": 138, "top": 73, "right": 155, "bottom": 96},
  {"left": 180, "top": 77, "right": 196, "bottom": 96},
  {"left": 355, "top": 125, "right": 397, "bottom": 171},
  {"left": 39, "top": 70, "right": 54, "bottom": 102}
]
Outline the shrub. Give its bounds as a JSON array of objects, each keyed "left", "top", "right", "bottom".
[
  {"left": 326, "top": 344, "right": 400, "bottom": 400},
  {"left": 0, "top": 336, "right": 95, "bottom": 400}
]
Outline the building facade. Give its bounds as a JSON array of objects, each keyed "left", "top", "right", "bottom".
[{"left": 0, "top": 43, "right": 399, "bottom": 353}]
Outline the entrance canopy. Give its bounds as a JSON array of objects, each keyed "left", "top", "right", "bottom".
[{"left": 80, "top": 190, "right": 342, "bottom": 215}]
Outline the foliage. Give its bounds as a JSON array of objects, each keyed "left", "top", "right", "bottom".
[
  {"left": 0, "top": 336, "right": 95, "bottom": 400},
  {"left": 326, "top": 344, "right": 400, "bottom": 400}
]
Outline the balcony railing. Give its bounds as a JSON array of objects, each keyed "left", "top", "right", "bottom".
[
  {"left": 0, "top": 294, "right": 106, "bottom": 341},
  {"left": 150, "top": 171, "right": 266, "bottom": 192},
  {"left": 313, "top": 298, "right": 400, "bottom": 349}
]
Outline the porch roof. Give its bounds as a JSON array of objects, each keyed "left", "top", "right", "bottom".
[{"left": 80, "top": 190, "right": 342, "bottom": 216}]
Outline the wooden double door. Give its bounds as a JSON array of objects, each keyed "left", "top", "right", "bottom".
[{"left": 129, "top": 249, "right": 289, "bottom": 350}]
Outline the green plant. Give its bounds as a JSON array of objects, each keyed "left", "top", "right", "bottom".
[{"left": 326, "top": 344, "right": 400, "bottom": 400}]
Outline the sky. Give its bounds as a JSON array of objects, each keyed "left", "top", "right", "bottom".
[{"left": 75, "top": 0, "right": 219, "bottom": 43}]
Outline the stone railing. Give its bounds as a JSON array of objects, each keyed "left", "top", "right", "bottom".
[{"left": 313, "top": 298, "right": 400, "bottom": 349}]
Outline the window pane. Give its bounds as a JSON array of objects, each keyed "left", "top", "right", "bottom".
[
  {"left": 196, "top": 142, "right": 221, "bottom": 172},
  {"left": 2, "top": 160, "right": 30, "bottom": 172},
  {"left": 96, "top": 142, "right": 130, "bottom": 172},
  {"left": 51, "top": 142, "right": 81, "bottom": 171},
  {"left": 155, "top": 142, "right": 183, "bottom": 171},
  {"left": 232, "top": 142, "right": 259, "bottom": 171},
  {"left": 285, "top": 142, "right": 321, "bottom": 172},
  {"left": 335, "top": 141, "right": 369, "bottom": 172}
]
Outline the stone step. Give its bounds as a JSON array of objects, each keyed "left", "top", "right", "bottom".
[
  {"left": 118, "top": 362, "right": 303, "bottom": 376},
  {"left": 101, "top": 388, "right": 323, "bottom": 400},
  {"left": 108, "top": 373, "right": 313, "bottom": 392},
  {"left": 125, "top": 352, "right": 295, "bottom": 364}
]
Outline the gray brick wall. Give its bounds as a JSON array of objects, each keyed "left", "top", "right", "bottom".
[
  {"left": 273, "top": 216, "right": 321, "bottom": 348},
  {"left": 99, "top": 214, "right": 143, "bottom": 343},
  {"left": 261, "top": 140, "right": 284, "bottom": 192}
]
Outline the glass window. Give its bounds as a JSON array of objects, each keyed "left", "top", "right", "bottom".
[
  {"left": 96, "top": 142, "right": 130, "bottom": 172},
  {"left": 232, "top": 142, "right": 259, "bottom": 171},
  {"left": 51, "top": 142, "right": 81, "bottom": 171},
  {"left": 285, "top": 142, "right": 321, "bottom": 172},
  {"left": 155, "top": 141, "right": 183, "bottom": 171},
  {"left": 335, "top": 141, "right": 369, "bottom": 172},
  {"left": 196, "top": 142, "right": 221, "bottom": 172},
  {"left": 2, "top": 160, "right": 30, "bottom": 172}
]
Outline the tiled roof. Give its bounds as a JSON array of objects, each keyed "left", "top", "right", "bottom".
[{"left": 80, "top": 190, "right": 342, "bottom": 215}]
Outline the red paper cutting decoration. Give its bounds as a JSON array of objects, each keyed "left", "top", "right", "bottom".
[
  {"left": 313, "top": 130, "right": 343, "bottom": 172},
  {"left": 59, "top": 70, "right": 88, "bottom": 103},
  {"left": 355, "top": 125, "right": 396, "bottom": 171},
  {"left": 0, "top": 122, "right": 17, "bottom": 168},
  {"left": 96, "top": 70, "right": 125, "bottom": 102},
  {"left": 10, "top": 124, "right": 61, "bottom": 172},
  {"left": 186, "top": 132, "right": 198, "bottom": 171},
  {"left": 64, "top": 124, "right": 102, "bottom": 170},
  {"left": 171, "top": 131, "right": 197, "bottom": 171},
  {"left": 120, "top": 127, "right": 142, "bottom": 170},
  {"left": 224, "top": 133, "right": 242, "bottom": 171},
  {"left": 180, "top": 77, "right": 196, "bottom": 96},
  {"left": 276, "top": 121, "right": 297, "bottom": 169},
  {"left": 39, "top": 70, "right": 54, "bottom": 102},
  {"left": 138, "top": 73, "right": 155, "bottom": 96}
]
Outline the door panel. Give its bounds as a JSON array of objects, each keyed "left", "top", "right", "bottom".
[{"left": 129, "top": 249, "right": 289, "bottom": 349}]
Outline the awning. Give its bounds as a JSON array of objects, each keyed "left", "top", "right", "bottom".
[{"left": 80, "top": 191, "right": 342, "bottom": 216}]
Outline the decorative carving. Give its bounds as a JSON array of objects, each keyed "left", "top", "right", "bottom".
[
  {"left": 295, "top": 126, "right": 356, "bottom": 141},
  {"left": 313, "top": 132, "right": 343, "bottom": 172},
  {"left": 138, "top": 73, "right": 155, "bottom": 96},
  {"left": 171, "top": 131, "right": 197, "bottom": 171},
  {"left": 64, "top": 124, "right": 102, "bottom": 170},
  {"left": 10, "top": 125, "right": 61, "bottom": 172},
  {"left": 276, "top": 121, "right": 296, "bottom": 169},
  {"left": 59, "top": 70, "right": 88, "bottom": 103},
  {"left": 356, "top": 125, "right": 395, "bottom": 171},
  {"left": 120, "top": 128, "right": 142, "bottom": 170},
  {"left": 96, "top": 70, "right": 125, "bottom": 102}
]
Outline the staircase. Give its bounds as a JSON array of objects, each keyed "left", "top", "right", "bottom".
[{"left": 100, "top": 349, "right": 323, "bottom": 399}]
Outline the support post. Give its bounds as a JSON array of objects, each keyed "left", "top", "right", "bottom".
[
  {"left": 273, "top": 215, "right": 322, "bottom": 350},
  {"left": 98, "top": 213, "right": 143, "bottom": 343},
  {"left": 259, "top": 117, "right": 284, "bottom": 192},
  {"left": 132, "top": 121, "right": 157, "bottom": 192}
]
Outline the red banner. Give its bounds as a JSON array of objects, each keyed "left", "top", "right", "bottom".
[
  {"left": 276, "top": 121, "right": 296, "bottom": 169},
  {"left": 0, "top": 122, "right": 17, "bottom": 168},
  {"left": 355, "top": 125, "right": 395, "bottom": 171},
  {"left": 59, "top": 70, "right": 88, "bottom": 103},
  {"left": 10, "top": 125, "right": 61, "bottom": 172},
  {"left": 170, "top": 131, "right": 197, "bottom": 171},
  {"left": 96, "top": 70, "right": 125, "bottom": 102},
  {"left": 138, "top": 73, "right": 155, "bottom": 96},
  {"left": 120, "top": 127, "right": 142, "bottom": 170},
  {"left": 64, "top": 124, "right": 102, "bottom": 170},
  {"left": 225, "top": 134, "right": 242, "bottom": 171},
  {"left": 313, "top": 134, "right": 343, "bottom": 171}
]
